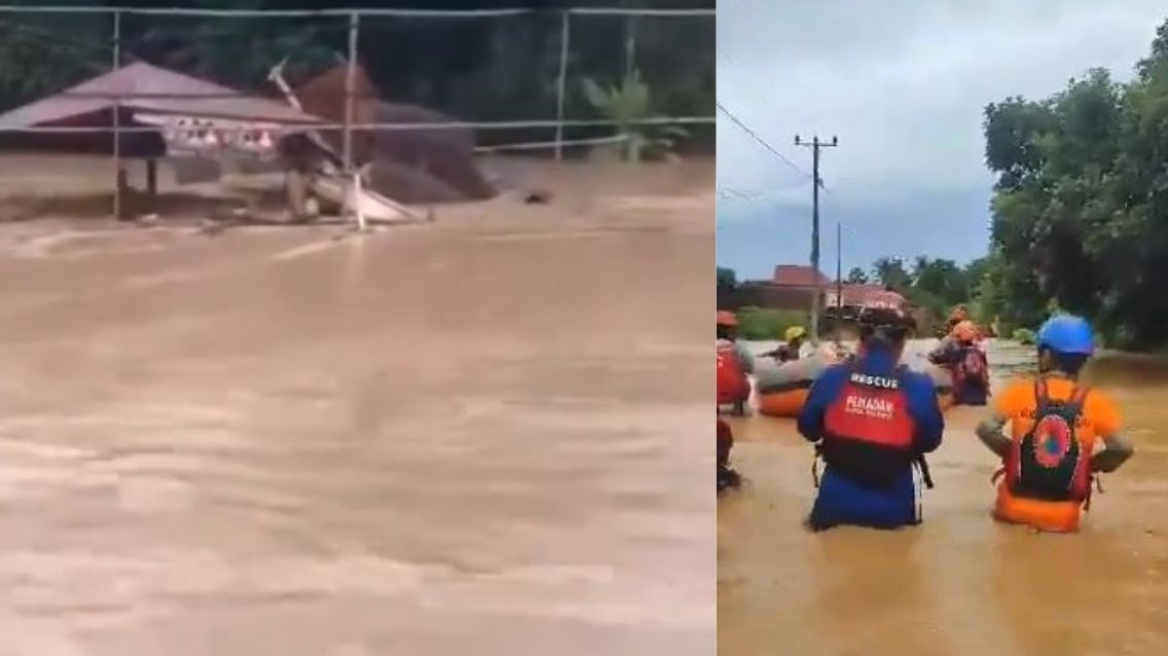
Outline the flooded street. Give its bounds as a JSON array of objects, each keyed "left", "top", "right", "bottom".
[
  {"left": 719, "top": 340, "right": 1168, "bottom": 656},
  {"left": 0, "top": 164, "right": 714, "bottom": 655}
]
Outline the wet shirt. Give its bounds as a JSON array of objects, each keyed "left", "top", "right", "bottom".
[
  {"left": 993, "top": 376, "right": 1122, "bottom": 447},
  {"left": 988, "top": 375, "right": 1125, "bottom": 531},
  {"left": 927, "top": 337, "right": 973, "bottom": 367}
]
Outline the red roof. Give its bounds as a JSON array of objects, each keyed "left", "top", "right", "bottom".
[
  {"left": 840, "top": 283, "right": 899, "bottom": 306},
  {"left": 771, "top": 265, "right": 832, "bottom": 287},
  {"left": 0, "top": 62, "right": 322, "bottom": 129},
  {"left": 825, "top": 284, "right": 907, "bottom": 309}
]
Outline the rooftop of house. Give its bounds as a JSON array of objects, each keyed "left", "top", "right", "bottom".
[{"left": 770, "top": 264, "right": 833, "bottom": 287}]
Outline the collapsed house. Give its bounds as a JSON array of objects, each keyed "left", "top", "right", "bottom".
[
  {"left": 0, "top": 61, "right": 324, "bottom": 217},
  {"left": 0, "top": 59, "right": 497, "bottom": 222},
  {"left": 291, "top": 62, "right": 497, "bottom": 204}
]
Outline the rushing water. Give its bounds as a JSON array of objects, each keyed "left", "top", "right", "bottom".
[
  {"left": 0, "top": 200, "right": 713, "bottom": 656},
  {"left": 719, "top": 339, "right": 1168, "bottom": 656}
]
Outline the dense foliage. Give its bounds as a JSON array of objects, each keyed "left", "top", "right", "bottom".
[
  {"left": 734, "top": 307, "right": 808, "bottom": 341},
  {"left": 978, "top": 19, "right": 1168, "bottom": 349},
  {"left": 858, "top": 256, "right": 986, "bottom": 325},
  {"left": 0, "top": 0, "right": 713, "bottom": 148}
]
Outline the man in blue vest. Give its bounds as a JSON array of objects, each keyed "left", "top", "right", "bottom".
[{"left": 797, "top": 300, "right": 945, "bottom": 530}]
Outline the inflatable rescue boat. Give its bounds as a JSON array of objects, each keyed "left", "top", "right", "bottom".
[{"left": 754, "top": 355, "right": 834, "bottom": 418}]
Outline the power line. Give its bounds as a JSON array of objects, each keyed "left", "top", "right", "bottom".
[{"left": 716, "top": 101, "right": 810, "bottom": 181}]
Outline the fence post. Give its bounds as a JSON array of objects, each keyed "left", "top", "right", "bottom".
[
  {"left": 553, "top": 9, "right": 570, "bottom": 161},
  {"left": 624, "top": 14, "right": 637, "bottom": 80},
  {"left": 111, "top": 9, "right": 122, "bottom": 220},
  {"left": 342, "top": 10, "right": 360, "bottom": 176}
]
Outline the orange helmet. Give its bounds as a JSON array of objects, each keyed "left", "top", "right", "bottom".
[
  {"left": 952, "top": 320, "right": 978, "bottom": 342},
  {"left": 716, "top": 311, "right": 738, "bottom": 327}
]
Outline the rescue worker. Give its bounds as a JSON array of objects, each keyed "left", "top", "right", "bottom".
[
  {"left": 797, "top": 301, "right": 944, "bottom": 531},
  {"left": 717, "top": 311, "right": 754, "bottom": 416},
  {"left": 975, "top": 314, "right": 1134, "bottom": 533},
  {"left": 717, "top": 415, "right": 742, "bottom": 493},
  {"left": 928, "top": 319, "right": 990, "bottom": 406},
  {"left": 760, "top": 325, "right": 807, "bottom": 363},
  {"left": 947, "top": 306, "right": 969, "bottom": 334}
]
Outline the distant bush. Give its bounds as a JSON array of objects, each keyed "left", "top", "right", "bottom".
[
  {"left": 1011, "top": 327, "right": 1037, "bottom": 345},
  {"left": 735, "top": 307, "right": 810, "bottom": 341}
]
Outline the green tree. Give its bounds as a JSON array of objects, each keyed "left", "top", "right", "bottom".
[
  {"left": 911, "top": 256, "right": 967, "bottom": 302},
  {"left": 0, "top": 0, "right": 714, "bottom": 154},
  {"left": 871, "top": 257, "right": 911, "bottom": 291},
  {"left": 980, "top": 27, "right": 1168, "bottom": 348},
  {"left": 716, "top": 266, "right": 737, "bottom": 288},
  {"left": 846, "top": 266, "right": 868, "bottom": 284}
]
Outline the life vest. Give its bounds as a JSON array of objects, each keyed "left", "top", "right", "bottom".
[
  {"left": 819, "top": 364, "right": 917, "bottom": 488},
  {"left": 1001, "top": 379, "right": 1094, "bottom": 504},
  {"left": 955, "top": 344, "right": 988, "bottom": 388},
  {"left": 716, "top": 340, "right": 750, "bottom": 405}
]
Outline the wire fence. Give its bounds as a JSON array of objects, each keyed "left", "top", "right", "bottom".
[{"left": 0, "top": 5, "right": 715, "bottom": 164}]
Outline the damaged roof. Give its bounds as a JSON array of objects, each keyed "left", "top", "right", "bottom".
[{"left": 0, "top": 61, "right": 322, "bottom": 128}]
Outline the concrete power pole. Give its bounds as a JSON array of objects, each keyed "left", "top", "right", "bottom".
[{"left": 794, "top": 134, "right": 838, "bottom": 344}]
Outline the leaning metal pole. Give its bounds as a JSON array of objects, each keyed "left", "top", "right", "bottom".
[
  {"left": 343, "top": 11, "right": 360, "bottom": 227},
  {"left": 342, "top": 11, "right": 359, "bottom": 175},
  {"left": 111, "top": 9, "right": 122, "bottom": 220},
  {"left": 623, "top": 14, "right": 637, "bottom": 80},
  {"left": 553, "top": 10, "right": 571, "bottom": 161}
]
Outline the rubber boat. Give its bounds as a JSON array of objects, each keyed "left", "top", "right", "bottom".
[
  {"left": 754, "top": 354, "right": 957, "bottom": 418},
  {"left": 754, "top": 355, "right": 834, "bottom": 418}
]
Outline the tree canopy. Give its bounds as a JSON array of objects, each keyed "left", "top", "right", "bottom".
[
  {"left": 0, "top": 0, "right": 713, "bottom": 149},
  {"left": 978, "top": 18, "right": 1168, "bottom": 349}
]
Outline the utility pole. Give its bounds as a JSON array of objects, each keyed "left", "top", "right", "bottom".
[
  {"left": 835, "top": 221, "right": 843, "bottom": 344},
  {"left": 794, "top": 134, "right": 838, "bottom": 344}
]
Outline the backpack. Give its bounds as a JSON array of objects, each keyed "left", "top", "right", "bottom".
[
  {"left": 717, "top": 341, "right": 750, "bottom": 405},
  {"left": 958, "top": 345, "right": 988, "bottom": 385},
  {"left": 1004, "top": 379, "right": 1093, "bottom": 503}
]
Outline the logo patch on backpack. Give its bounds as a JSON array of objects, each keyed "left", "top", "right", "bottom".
[
  {"left": 962, "top": 349, "right": 985, "bottom": 378},
  {"left": 1031, "top": 414, "right": 1074, "bottom": 468}
]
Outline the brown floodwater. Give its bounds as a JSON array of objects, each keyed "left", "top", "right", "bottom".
[
  {"left": 0, "top": 178, "right": 714, "bottom": 655},
  {"left": 719, "top": 340, "right": 1168, "bottom": 656}
]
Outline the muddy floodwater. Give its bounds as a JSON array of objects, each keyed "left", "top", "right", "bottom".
[
  {"left": 0, "top": 163, "right": 713, "bottom": 655},
  {"left": 719, "top": 340, "right": 1168, "bottom": 656}
]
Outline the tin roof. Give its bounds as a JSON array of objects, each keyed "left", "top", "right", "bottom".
[{"left": 0, "top": 61, "right": 322, "bottom": 128}]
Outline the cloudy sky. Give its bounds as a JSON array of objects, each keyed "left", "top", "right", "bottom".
[{"left": 717, "top": 0, "right": 1168, "bottom": 280}]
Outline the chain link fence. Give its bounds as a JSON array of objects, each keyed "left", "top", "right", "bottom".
[{"left": 0, "top": 5, "right": 714, "bottom": 159}]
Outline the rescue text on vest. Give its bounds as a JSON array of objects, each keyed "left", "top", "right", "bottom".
[{"left": 849, "top": 372, "right": 899, "bottom": 389}]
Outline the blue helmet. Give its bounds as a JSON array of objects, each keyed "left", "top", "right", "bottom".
[{"left": 1036, "top": 315, "right": 1095, "bottom": 355}]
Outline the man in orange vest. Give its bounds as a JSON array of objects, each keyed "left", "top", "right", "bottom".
[
  {"left": 928, "top": 319, "right": 990, "bottom": 405},
  {"left": 975, "top": 315, "right": 1134, "bottom": 532}
]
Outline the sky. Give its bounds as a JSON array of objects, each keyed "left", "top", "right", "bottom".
[{"left": 716, "top": 0, "right": 1168, "bottom": 281}]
